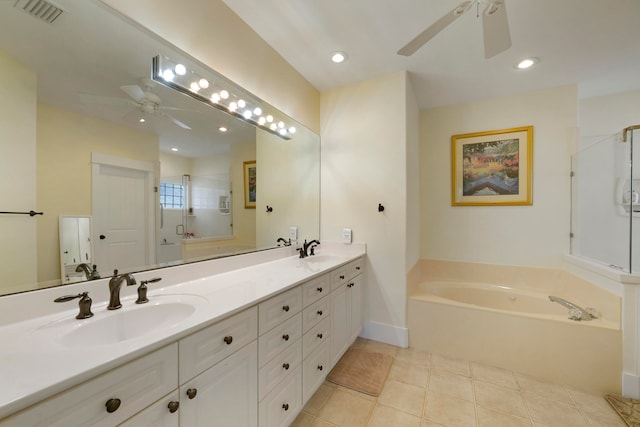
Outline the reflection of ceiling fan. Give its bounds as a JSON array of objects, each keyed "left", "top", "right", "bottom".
[
  {"left": 79, "top": 78, "right": 191, "bottom": 130},
  {"left": 397, "top": 0, "right": 511, "bottom": 59}
]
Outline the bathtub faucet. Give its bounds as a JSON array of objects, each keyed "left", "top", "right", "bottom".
[{"left": 548, "top": 296, "right": 597, "bottom": 321}]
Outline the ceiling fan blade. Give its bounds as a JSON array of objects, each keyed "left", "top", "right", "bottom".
[
  {"left": 482, "top": 0, "right": 511, "bottom": 59},
  {"left": 120, "top": 84, "right": 146, "bottom": 102},
  {"left": 397, "top": 1, "right": 473, "bottom": 56},
  {"left": 162, "top": 112, "right": 191, "bottom": 130}
]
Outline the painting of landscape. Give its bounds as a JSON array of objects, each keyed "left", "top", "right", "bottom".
[{"left": 462, "top": 139, "right": 520, "bottom": 196}]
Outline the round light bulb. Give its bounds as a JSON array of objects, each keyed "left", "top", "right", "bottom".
[
  {"left": 270, "top": 123, "right": 277, "bottom": 131},
  {"left": 253, "top": 107, "right": 262, "bottom": 116},
  {"left": 243, "top": 110, "right": 252, "bottom": 119},
  {"left": 279, "top": 128, "right": 287, "bottom": 136},
  {"left": 220, "top": 90, "right": 229, "bottom": 99},
  {"left": 229, "top": 102, "right": 237, "bottom": 111},
  {"left": 175, "top": 64, "right": 187, "bottom": 75},
  {"left": 162, "top": 69, "right": 175, "bottom": 81},
  {"left": 288, "top": 127, "right": 296, "bottom": 134},
  {"left": 190, "top": 82, "right": 200, "bottom": 92},
  {"left": 266, "top": 115, "right": 274, "bottom": 123},
  {"left": 238, "top": 99, "right": 246, "bottom": 108},
  {"left": 211, "top": 93, "right": 221, "bottom": 103},
  {"left": 258, "top": 117, "right": 266, "bottom": 125},
  {"left": 198, "top": 78, "right": 209, "bottom": 89},
  {"left": 277, "top": 121, "right": 285, "bottom": 129}
]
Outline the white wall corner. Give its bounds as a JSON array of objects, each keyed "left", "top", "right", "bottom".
[
  {"left": 622, "top": 372, "right": 640, "bottom": 399},
  {"left": 360, "top": 320, "right": 408, "bottom": 348}
]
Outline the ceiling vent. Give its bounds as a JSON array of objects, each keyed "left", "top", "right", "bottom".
[{"left": 13, "top": 0, "right": 64, "bottom": 24}]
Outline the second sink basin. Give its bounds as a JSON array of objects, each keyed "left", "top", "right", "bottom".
[{"left": 59, "top": 294, "right": 205, "bottom": 348}]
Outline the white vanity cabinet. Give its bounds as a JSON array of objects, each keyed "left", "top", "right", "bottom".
[
  {"left": 178, "top": 306, "right": 258, "bottom": 427},
  {"left": 331, "top": 257, "right": 364, "bottom": 364},
  {"left": 0, "top": 344, "right": 178, "bottom": 427}
]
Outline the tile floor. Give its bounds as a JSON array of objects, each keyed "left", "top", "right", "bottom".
[{"left": 291, "top": 338, "right": 625, "bottom": 427}]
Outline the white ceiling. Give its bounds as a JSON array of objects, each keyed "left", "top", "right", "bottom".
[{"left": 222, "top": 0, "right": 640, "bottom": 109}]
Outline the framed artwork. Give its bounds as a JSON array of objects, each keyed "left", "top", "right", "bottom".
[
  {"left": 243, "top": 160, "right": 256, "bottom": 209},
  {"left": 451, "top": 126, "right": 533, "bottom": 206}
]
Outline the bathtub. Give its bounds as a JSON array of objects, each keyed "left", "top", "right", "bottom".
[{"left": 408, "top": 280, "right": 622, "bottom": 393}]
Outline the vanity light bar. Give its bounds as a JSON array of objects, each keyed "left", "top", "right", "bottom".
[{"left": 152, "top": 55, "right": 294, "bottom": 140}]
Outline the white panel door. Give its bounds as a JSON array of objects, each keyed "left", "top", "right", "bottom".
[{"left": 93, "top": 163, "right": 148, "bottom": 275}]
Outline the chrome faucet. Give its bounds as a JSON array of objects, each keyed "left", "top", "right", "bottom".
[
  {"left": 548, "top": 295, "right": 597, "bottom": 321},
  {"left": 75, "top": 263, "right": 101, "bottom": 280},
  {"left": 299, "top": 239, "right": 320, "bottom": 258},
  {"left": 107, "top": 269, "right": 136, "bottom": 310}
]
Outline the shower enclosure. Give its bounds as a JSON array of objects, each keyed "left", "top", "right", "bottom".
[{"left": 571, "top": 125, "right": 640, "bottom": 273}]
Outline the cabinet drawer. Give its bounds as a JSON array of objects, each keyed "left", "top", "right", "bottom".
[
  {"left": 349, "top": 257, "right": 364, "bottom": 278},
  {"left": 258, "top": 313, "right": 301, "bottom": 367},
  {"left": 258, "top": 366, "right": 302, "bottom": 427},
  {"left": 330, "top": 265, "right": 349, "bottom": 291},
  {"left": 258, "top": 339, "right": 302, "bottom": 400},
  {"left": 302, "top": 344, "right": 331, "bottom": 402},
  {"left": 119, "top": 390, "right": 180, "bottom": 427},
  {"left": 258, "top": 286, "right": 302, "bottom": 335},
  {"left": 301, "top": 274, "right": 330, "bottom": 307},
  {"left": 302, "top": 295, "right": 329, "bottom": 333},
  {"left": 1, "top": 344, "right": 178, "bottom": 427},
  {"left": 302, "top": 316, "right": 330, "bottom": 359},
  {"left": 179, "top": 307, "right": 257, "bottom": 383}
]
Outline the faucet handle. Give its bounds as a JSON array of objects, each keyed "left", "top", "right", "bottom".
[
  {"left": 54, "top": 292, "right": 93, "bottom": 319},
  {"left": 135, "top": 277, "right": 162, "bottom": 304}
]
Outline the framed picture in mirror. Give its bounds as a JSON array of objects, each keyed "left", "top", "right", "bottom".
[{"left": 244, "top": 160, "right": 257, "bottom": 209}]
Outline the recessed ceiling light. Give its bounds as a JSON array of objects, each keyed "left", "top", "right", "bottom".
[
  {"left": 139, "top": 118, "right": 145, "bottom": 123},
  {"left": 515, "top": 57, "right": 540, "bottom": 70},
  {"left": 171, "top": 147, "right": 178, "bottom": 152},
  {"left": 331, "top": 51, "right": 348, "bottom": 63},
  {"left": 219, "top": 126, "right": 228, "bottom": 132}
]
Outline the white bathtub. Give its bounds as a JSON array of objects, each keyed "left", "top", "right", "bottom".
[{"left": 408, "top": 280, "right": 622, "bottom": 393}]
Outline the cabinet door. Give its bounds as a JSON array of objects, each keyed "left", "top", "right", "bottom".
[
  {"left": 330, "top": 284, "right": 349, "bottom": 364},
  {"left": 118, "top": 391, "right": 180, "bottom": 427},
  {"left": 349, "top": 275, "right": 364, "bottom": 343},
  {"left": 180, "top": 341, "right": 258, "bottom": 427}
]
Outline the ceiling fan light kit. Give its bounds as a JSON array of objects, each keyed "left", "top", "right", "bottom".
[{"left": 398, "top": 0, "right": 511, "bottom": 59}]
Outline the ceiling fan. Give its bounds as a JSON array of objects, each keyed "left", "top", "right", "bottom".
[
  {"left": 79, "top": 78, "right": 192, "bottom": 130},
  {"left": 397, "top": 0, "right": 511, "bottom": 59}
]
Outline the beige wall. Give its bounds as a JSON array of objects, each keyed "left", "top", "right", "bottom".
[
  {"left": 37, "top": 104, "right": 158, "bottom": 284},
  {"left": 231, "top": 140, "right": 257, "bottom": 246},
  {"left": 421, "top": 85, "right": 578, "bottom": 268},
  {"left": 99, "top": 0, "right": 320, "bottom": 134},
  {"left": 0, "top": 51, "right": 37, "bottom": 293},
  {"left": 321, "top": 71, "right": 416, "bottom": 345}
]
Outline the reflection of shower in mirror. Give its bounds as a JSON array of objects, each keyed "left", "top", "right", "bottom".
[{"left": 58, "top": 216, "right": 93, "bottom": 284}]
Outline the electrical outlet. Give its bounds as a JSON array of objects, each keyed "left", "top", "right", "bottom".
[{"left": 343, "top": 228, "right": 352, "bottom": 244}]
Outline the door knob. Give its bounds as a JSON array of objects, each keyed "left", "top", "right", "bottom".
[{"left": 99, "top": 234, "right": 106, "bottom": 240}]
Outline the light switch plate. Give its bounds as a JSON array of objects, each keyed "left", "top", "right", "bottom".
[
  {"left": 343, "top": 228, "right": 352, "bottom": 244},
  {"left": 289, "top": 226, "right": 297, "bottom": 242}
]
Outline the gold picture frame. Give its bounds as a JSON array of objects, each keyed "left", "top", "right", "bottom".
[
  {"left": 243, "top": 160, "right": 256, "bottom": 209},
  {"left": 451, "top": 126, "right": 533, "bottom": 206}
]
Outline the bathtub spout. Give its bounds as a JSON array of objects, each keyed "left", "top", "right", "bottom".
[{"left": 548, "top": 296, "right": 597, "bottom": 321}]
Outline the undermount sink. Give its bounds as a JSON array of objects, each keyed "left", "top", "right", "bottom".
[{"left": 59, "top": 295, "right": 205, "bottom": 348}]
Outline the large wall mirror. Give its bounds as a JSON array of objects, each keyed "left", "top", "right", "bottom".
[{"left": 0, "top": 0, "right": 320, "bottom": 296}]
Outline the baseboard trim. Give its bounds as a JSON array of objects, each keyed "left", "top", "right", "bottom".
[
  {"left": 622, "top": 372, "right": 640, "bottom": 398},
  {"left": 360, "top": 320, "right": 408, "bottom": 348}
]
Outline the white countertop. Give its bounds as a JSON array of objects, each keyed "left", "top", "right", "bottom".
[{"left": 0, "top": 243, "right": 365, "bottom": 419}]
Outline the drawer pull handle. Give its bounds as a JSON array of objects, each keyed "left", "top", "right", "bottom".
[
  {"left": 105, "top": 398, "right": 121, "bottom": 413},
  {"left": 340, "top": 275, "right": 345, "bottom": 279},
  {"left": 282, "top": 305, "right": 290, "bottom": 312},
  {"left": 186, "top": 388, "right": 198, "bottom": 399},
  {"left": 168, "top": 401, "right": 180, "bottom": 413},
  {"left": 317, "top": 287, "right": 323, "bottom": 293},
  {"left": 223, "top": 335, "right": 233, "bottom": 345},
  {"left": 283, "top": 362, "right": 290, "bottom": 370},
  {"left": 317, "top": 365, "right": 324, "bottom": 371},
  {"left": 282, "top": 334, "right": 290, "bottom": 341},
  {"left": 282, "top": 403, "right": 290, "bottom": 411},
  {"left": 317, "top": 333, "right": 323, "bottom": 339},
  {"left": 347, "top": 283, "right": 354, "bottom": 288},
  {"left": 356, "top": 266, "right": 361, "bottom": 270},
  {"left": 317, "top": 310, "right": 323, "bottom": 316}
]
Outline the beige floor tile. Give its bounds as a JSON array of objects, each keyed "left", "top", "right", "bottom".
[
  {"left": 471, "top": 362, "right": 518, "bottom": 389},
  {"left": 309, "top": 418, "right": 340, "bottom": 427},
  {"left": 395, "top": 347, "right": 430, "bottom": 366},
  {"left": 428, "top": 370, "right": 473, "bottom": 402},
  {"left": 476, "top": 406, "right": 533, "bottom": 427},
  {"left": 291, "top": 411, "right": 315, "bottom": 427},
  {"left": 515, "top": 373, "right": 573, "bottom": 404},
  {"left": 567, "top": 387, "right": 616, "bottom": 414},
  {"left": 378, "top": 379, "right": 426, "bottom": 416},
  {"left": 421, "top": 421, "right": 447, "bottom": 427},
  {"left": 316, "top": 388, "right": 375, "bottom": 427},
  {"left": 335, "top": 385, "right": 377, "bottom": 401},
  {"left": 351, "top": 338, "right": 399, "bottom": 357},
  {"left": 303, "top": 383, "right": 336, "bottom": 415},
  {"left": 367, "top": 404, "right": 422, "bottom": 427},
  {"left": 424, "top": 391, "right": 476, "bottom": 427},
  {"left": 387, "top": 359, "right": 429, "bottom": 388},
  {"left": 430, "top": 354, "right": 471, "bottom": 377},
  {"left": 583, "top": 409, "right": 627, "bottom": 427},
  {"left": 524, "top": 392, "right": 590, "bottom": 427},
  {"left": 474, "top": 380, "right": 528, "bottom": 418}
]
